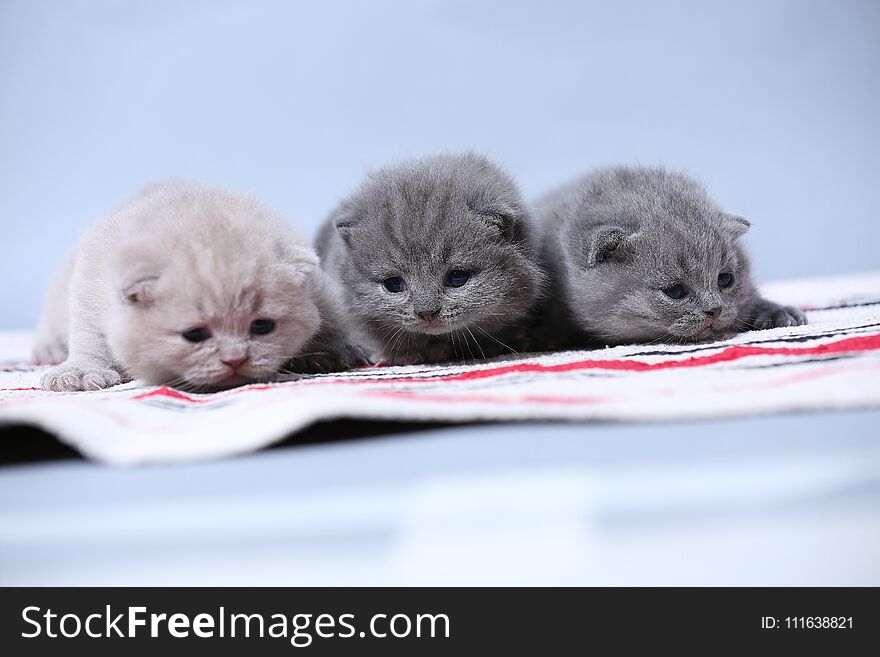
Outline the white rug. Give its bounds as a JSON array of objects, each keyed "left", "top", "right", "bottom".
[{"left": 1, "top": 272, "right": 878, "bottom": 466}]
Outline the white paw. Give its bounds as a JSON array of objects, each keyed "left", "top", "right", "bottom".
[
  {"left": 41, "top": 364, "right": 123, "bottom": 392},
  {"left": 32, "top": 338, "right": 68, "bottom": 365}
]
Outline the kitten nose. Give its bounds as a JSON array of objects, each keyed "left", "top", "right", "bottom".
[
  {"left": 705, "top": 307, "right": 721, "bottom": 319},
  {"left": 222, "top": 356, "right": 249, "bottom": 371},
  {"left": 416, "top": 308, "right": 441, "bottom": 322}
]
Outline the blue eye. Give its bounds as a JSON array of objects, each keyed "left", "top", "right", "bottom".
[
  {"left": 662, "top": 283, "right": 688, "bottom": 300},
  {"left": 181, "top": 327, "right": 210, "bottom": 343},
  {"left": 383, "top": 276, "right": 407, "bottom": 293},
  {"left": 445, "top": 270, "right": 470, "bottom": 288},
  {"left": 250, "top": 319, "right": 275, "bottom": 335},
  {"left": 718, "top": 272, "right": 734, "bottom": 288}
]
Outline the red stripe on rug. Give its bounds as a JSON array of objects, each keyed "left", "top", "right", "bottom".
[
  {"left": 117, "top": 332, "right": 880, "bottom": 404},
  {"left": 451, "top": 333, "right": 880, "bottom": 382},
  {"left": 345, "top": 332, "right": 880, "bottom": 385},
  {"left": 131, "top": 387, "right": 212, "bottom": 403},
  {"left": 360, "top": 361, "right": 880, "bottom": 407},
  {"left": 130, "top": 384, "right": 278, "bottom": 403}
]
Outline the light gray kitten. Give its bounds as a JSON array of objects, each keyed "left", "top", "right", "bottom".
[
  {"left": 316, "top": 152, "right": 546, "bottom": 365},
  {"left": 537, "top": 166, "right": 807, "bottom": 346},
  {"left": 35, "top": 181, "right": 364, "bottom": 392}
]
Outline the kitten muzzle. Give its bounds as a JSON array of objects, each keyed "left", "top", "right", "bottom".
[{"left": 413, "top": 320, "right": 453, "bottom": 335}]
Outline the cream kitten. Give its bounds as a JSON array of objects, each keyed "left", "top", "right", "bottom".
[{"left": 35, "top": 181, "right": 358, "bottom": 392}]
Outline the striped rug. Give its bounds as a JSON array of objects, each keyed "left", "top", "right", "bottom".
[{"left": 1, "top": 272, "right": 878, "bottom": 466}]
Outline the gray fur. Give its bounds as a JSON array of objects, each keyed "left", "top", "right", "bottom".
[
  {"left": 536, "top": 166, "right": 807, "bottom": 346},
  {"left": 316, "top": 152, "right": 546, "bottom": 365},
  {"left": 282, "top": 273, "right": 370, "bottom": 375}
]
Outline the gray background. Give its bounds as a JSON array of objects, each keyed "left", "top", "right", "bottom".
[{"left": 1, "top": 0, "right": 878, "bottom": 329}]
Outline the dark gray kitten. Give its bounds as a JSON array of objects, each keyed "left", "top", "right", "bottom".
[
  {"left": 316, "top": 152, "right": 546, "bottom": 365},
  {"left": 537, "top": 166, "right": 806, "bottom": 347}
]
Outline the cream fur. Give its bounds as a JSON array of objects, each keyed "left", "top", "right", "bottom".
[{"left": 36, "top": 181, "right": 323, "bottom": 391}]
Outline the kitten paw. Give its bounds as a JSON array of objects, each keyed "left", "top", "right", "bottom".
[
  {"left": 309, "top": 349, "right": 371, "bottom": 374},
  {"left": 41, "top": 364, "right": 124, "bottom": 392},
  {"left": 750, "top": 303, "right": 808, "bottom": 330},
  {"left": 286, "top": 343, "right": 372, "bottom": 375},
  {"left": 32, "top": 337, "right": 68, "bottom": 365}
]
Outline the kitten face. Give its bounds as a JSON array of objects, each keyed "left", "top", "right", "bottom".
[
  {"left": 107, "top": 248, "right": 320, "bottom": 390},
  {"left": 565, "top": 219, "right": 750, "bottom": 344},
  {"left": 329, "top": 153, "right": 543, "bottom": 361},
  {"left": 552, "top": 166, "right": 755, "bottom": 345},
  {"left": 345, "top": 215, "right": 537, "bottom": 338}
]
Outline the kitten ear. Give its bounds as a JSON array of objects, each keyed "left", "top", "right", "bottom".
[
  {"left": 335, "top": 224, "right": 356, "bottom": 248},
  {"left": 284, "top": 243, "right": 319, "bottom": 272},
  {"left": 335, "top": 214, "right": 366, "bottom": 249},
  {"left": 121, "top": 276, "right": 158, "bottom": 306},
  {"left": 471, "top": 202, "right": 521, "bottom": 242},
  {"left": 586, "top": 226, "right": 634, "bottom": 268},
  {"left": 721, "top": 214, "right": 751, "bottom": 238},
  {"left": 277, "top": 243, "right": 319, "bottom": 286},
  {"left": 275, "top": 235, "right": 319, "bottom": 273}
]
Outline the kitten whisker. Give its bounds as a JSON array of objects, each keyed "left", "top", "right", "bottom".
[
  {"left": 464, "top": 326, "right": 486, "bottom": 360},
  {"left": 473, "top": 324, "right": 518, "bottom": 356}
]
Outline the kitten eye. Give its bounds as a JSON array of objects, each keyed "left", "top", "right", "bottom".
[
  {"left": 181, "top": 327, "right": 210, "bottom": 343},
  {"left": 662, "top": 283, "right": 688, "bottom": 300},
  {"left": 250, "top": 319, "right": 276, "bottom": 335},
  {"left": 383, "top": 276, "right": 407, "bottom": 293},
  {"left": 445, "top": 270, "right": 470, "bottom": 288},
  {"left": 718, "top": 272, "right": 734, "bottom": 288}
]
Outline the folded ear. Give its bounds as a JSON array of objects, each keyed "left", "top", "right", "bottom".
[
  {"left": 334, "top": 206, "right": 367, "bottom": 249},
  {"left": 273, "top": 233, "right": 319, "bottom": 269},
  {"left": 287, "top": 243, "right": 319, "bottom": 271},
  {"left": 470, "top": 200, "right": 524, "bottom": 242},
  {"left": 586, "top": 226, "right": 635, "bottom": 268},
  {"left": 121, "top": 276, "right": 158, "bottom": 305},
  {"left": 721, "top": 214, "right": 751, "bottom": 239},
  {"left": 279, "top": 244, "right": 319, "bottom": 285}
]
